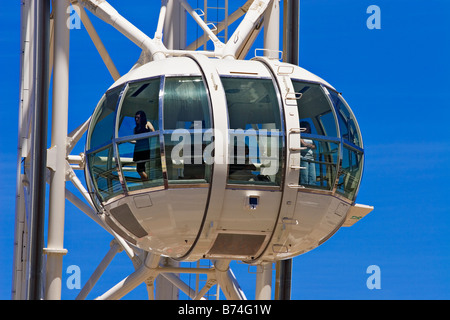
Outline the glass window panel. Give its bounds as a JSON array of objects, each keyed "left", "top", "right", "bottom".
[
  {"left": 221, "top": 77, "right": 283, "bottom": 186},
  {"left": 299, "top": 138, "right": 339, "bottom": 190},
  {"left": 292, "top": 81, "right": 340, "bottom": 191},
  {"left": 118, "top": 79, "right": 160, "bottom": 137},
  {"left": 162, "top": 76, "right": 212, "bottom": 185},
  {"left": 327, "top": 90, "right": 362, "bottom": 147},
  {"left": 337, "top": 146, "right": 363, "bottom": 201},
  {"left": 221, "top": 77, "right": 281, "bottom": 130},
  {"left": 88, "top": 86, "right": 122, "bottom": 150},
  {"left": 164, "top": 132, "right": 210, "bottom": 184},
  {"left": 117, "top": 136, "right": 163, "bottom": 191},
  {"left": 87, "top": 145, "right": 122, "bottom": 202},
  {"left": 163, "top": 77, "right": 211, "bottom": 130},
  {"left": 318, "top": 111, "right": 338, "bottom": 138},
  {"left": 228, "top": 131, "right": 282, "bottom": 186},
  {"left": 292, "top": 81, "right": 338, "bottom": 137}
]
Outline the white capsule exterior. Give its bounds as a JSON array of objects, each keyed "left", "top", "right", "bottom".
[{"left": 85, "top": 55, "right": 365, "bottom": 263}]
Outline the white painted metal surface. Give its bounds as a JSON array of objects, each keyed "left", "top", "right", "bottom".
[{"left": 13, "top": 0, "right": 372, "bottom": 300}]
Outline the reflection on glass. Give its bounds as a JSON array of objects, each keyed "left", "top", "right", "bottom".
[
  {"left": 164, "top": 77, "right": 211, "bottom": 130},
  {"left": 299, "top": 138, "right": 339, "bottom": 191},
  {"left": 118, "top": 136, "right": 163, "bottom": 191},
  {"left": 337, "top": 146, "right": 363, "bottom": 200},
  {"left": 228, "top": 132, "right": 282, "bottom": 186},
  {"left": 292, "top": 81, "right": 338, "bottom": 138},
  {"left": 300, "top": 121, "right": 316, "bottom": 186},
  {"left": 162, "top": 76, "right": 212, "bottom": 185},
  {"left": 87, "top": 146, "right": 122, "bottom": 202},
  {"left": 221, "top": 77, "right": 283, "bottom": 186},
  {"left": 118, "top": 79, "right": 160, "bottom": 137},
  {"left": 221, "top": 77, "right": 282, "bottom": 130},
  {"left": 88, "top": 86, "right": 122, "bottom": 150},
  {"left": 292, "top": 80, "right": 340, "bottom": 191},
  {"left": 327, "top": 90, "right": 362, "bottom": 147},
  {"left": 164, "top": 133, "right": 210, "bottom": 184}
]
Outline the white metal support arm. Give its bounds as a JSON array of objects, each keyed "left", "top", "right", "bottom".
[
  {"left": 77, "top": 0, "right": 167, "bottom": 60},
  {"left": 220, "top": 0, "right": 271, "bottom": 59}
]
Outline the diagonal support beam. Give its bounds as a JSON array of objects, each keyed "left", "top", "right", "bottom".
[
  {"left": 76, "top": 240, "right": 122, "bottom": 300},
  {"left": 179, "top": 0, "right": 225, "bottom": 52},
  {"left": 77, "top": 0, "right": 167, "bottom": 61},
  {"left": 77, "top": 5, "right": 121, "bottom": 80},
  {"left": 185, "top": 0, "right": 254, "bottom": 51},
  {"left": 95, "top": 253, "right": 161, "bottom": 300}
]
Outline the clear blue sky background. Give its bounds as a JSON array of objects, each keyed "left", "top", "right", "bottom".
[{"left": 1, "top": 0, "right": 449, "bottom": 300}]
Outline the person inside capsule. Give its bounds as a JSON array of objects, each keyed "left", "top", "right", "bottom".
[
  {"left": 300, "top": 121, "right": 317, "bottom": 186},
  {"left": 133, "top": 110, "right": 155, "bottom": 181}
]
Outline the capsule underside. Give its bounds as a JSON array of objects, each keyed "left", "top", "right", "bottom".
[{"left": 84, "top": 56, "right": 364, "bottom": 263}]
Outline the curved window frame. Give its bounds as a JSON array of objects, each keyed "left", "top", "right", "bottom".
[
  {"left": 85, "top": 74, "right": 214, "bottom": 206},
  {"left": 291, "top": 79, "right": 365, "bottom": 202},
  {"left": 114, "top": 77, "right": 165, "bottom": 193},
  {"left": 221, "top": 75, "right": 286, "bottom": 190},
  {"left": 325, "top": 88, "right": 363, "bottom": 149},
  {"left": 323, "top": 87, "right": 364, "bottom": 201},
  {"left": 86, "top": 85, "right": 125, "bottom": 152},
  {"left": 161, "top": 75, "right": 214, "bottom": 187},
  {"left": 291, "top": 79, "right": 341, "bottom": 194},
  {"left": 85, "top": 85, "right": 126, "bottom": 207},
  {"left": 292, "top": 80, "right": 341, "bottom": 139}
]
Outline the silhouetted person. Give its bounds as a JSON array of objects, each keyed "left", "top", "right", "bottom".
[{"left": 133, "top": 110, "right": 154, "bottom": 181}]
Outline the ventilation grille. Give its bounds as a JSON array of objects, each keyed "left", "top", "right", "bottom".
[{"left": 208, "top": 233, "right": 265, "bottom": 256}]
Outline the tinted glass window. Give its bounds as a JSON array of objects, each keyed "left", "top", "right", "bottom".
[
  {"left": 327, "top": 90, "right": 362, "bottom": 147},
  {"left": 117, "top": 136, "right": 163, "bottom": 190},
  {"left": 337, "top": 146, "right": 363, "bottom": 200},
  {"left": 292, "top": 81, "right": 339, "bottom": 191},
  {"left": 88, "top": 86, "right": 122, "bottom": 150},
  {"left": 117, "top": 79, "right": 160, "bottom": 137},
  {"left": 163, "top": 77, "right": 212, "bottom": 185},
  {"left": 222, "top": 77, "right": 283, "bottom": 186},
  {"left": 163, "top": 77, "right": 211, "bottom": 130},
  {"left": 87, "top": 145, "right": 122, "bottom": 202},
  {"left": 292, "top": 81, "right": 338, "bottom": 138}
]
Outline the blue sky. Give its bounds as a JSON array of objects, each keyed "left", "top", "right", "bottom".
[{"left": 1, "top": 0, "right": 450, "bottom": 300}]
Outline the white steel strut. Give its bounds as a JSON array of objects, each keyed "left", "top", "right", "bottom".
[{"left": 13, "top": 0, "right": 296, "bottom": 300}]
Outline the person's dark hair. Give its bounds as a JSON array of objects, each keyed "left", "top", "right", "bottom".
[
  {"left": 135, "top": 110, "right": 147, "bottom": 128},
  {"left": 300, "top": 121, "right": 311, "bottom": 133}
]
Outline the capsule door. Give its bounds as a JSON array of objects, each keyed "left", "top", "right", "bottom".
[{"left": 251, "top": 57, "right": 303, "bottom": 260}]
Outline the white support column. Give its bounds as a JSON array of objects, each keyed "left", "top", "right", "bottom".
[
  {"left": 45, "top": 0, "right": 70, "bottom": 300},
  {"left": 263, "top": 0, "right": 280, "bottom": 59},
  {"left": 255, "top": 262, "right": 273, "bottom": 300},
  {"left": 162, "top": 0, "right": 186, "bottom": 50},
  {"left": 13, "top": 0, "right": 33, "bottom": 300}
]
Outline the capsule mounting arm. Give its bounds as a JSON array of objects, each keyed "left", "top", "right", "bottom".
[{"left": 77, "top": 0, "right": 167, "bottom": 60}]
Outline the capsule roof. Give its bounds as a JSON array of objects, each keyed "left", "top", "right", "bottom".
[{"left": 108, "top": 56, "right": 335, "bottom": 92}]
